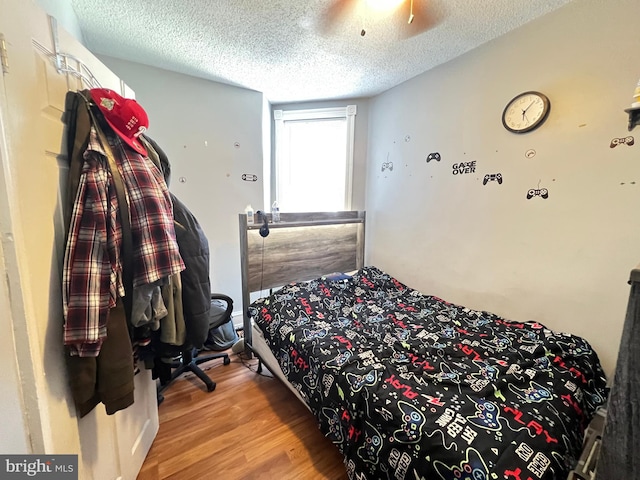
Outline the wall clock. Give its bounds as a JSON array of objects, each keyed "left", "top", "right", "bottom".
[{"left": 502, "top": 91, "right": 550, "bottom": 134}]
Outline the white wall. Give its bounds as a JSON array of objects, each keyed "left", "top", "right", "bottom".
[
  {"left": 365, "top": 0, "right": 640, "bottom": 377},
  {"left": 97, "top": 56, "right": 265, "bottom": 312},
  {"left": 34, "top": 0, "right": 84, "bottom": 42}
]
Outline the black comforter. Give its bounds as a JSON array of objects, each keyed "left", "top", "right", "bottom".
[{"left": 249, "top": 266, "right": 608, "bottom": 480}]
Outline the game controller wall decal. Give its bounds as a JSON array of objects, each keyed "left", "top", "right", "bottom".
[
  {"left": 426, "top": 152, "right": 441, "bottom": 163},
  {"left": 483, "top": 173, "right": 503, "bottom": 185},
  {"left": 527, "top": 188, "right": 549, "bottom": 199},
  {"left": 242, "top": 173, "right": 258, "bottom": 182},
  {"left": 610, "top": 136, "right": 634, "bottom": 148},
  {"left": 527, "top": 180, "right": 549, "bottom": 199},
  {"left": 381, "top": 161, "right": 394, "bottom": 172}
]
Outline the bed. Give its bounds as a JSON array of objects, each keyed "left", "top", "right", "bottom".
[{"left": 239, "top": 211, "right": 608, "bottom": 480}]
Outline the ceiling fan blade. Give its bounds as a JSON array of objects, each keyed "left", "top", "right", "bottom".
[
  {"left": 318, "top": 0, "right": 444, "bottom": 38},
  {"left": 319, "top": 0, "right": 359, "bottom": 34},
  {"left": 396, "top": 0, "right": 444, "bottom": 39}
]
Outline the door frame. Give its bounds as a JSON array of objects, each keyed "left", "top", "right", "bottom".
[{"left": 0, "top": 38, "right": 44, "bottom": 454}]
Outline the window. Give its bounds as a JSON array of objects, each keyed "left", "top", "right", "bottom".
[{"left": 273, "top": 105, "right": 356, "bottom": 212}]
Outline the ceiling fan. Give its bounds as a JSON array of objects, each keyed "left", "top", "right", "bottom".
[{"left": 320, "top": 0, "right": 441, "bottom": 39}]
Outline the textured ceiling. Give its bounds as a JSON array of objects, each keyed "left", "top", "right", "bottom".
[{"left": 70, "top": 0, "right": 573, "bottom": 104}]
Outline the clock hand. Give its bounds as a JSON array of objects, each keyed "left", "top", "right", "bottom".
[
  {"left": 521, "top": 100, "right": 535, "bottom": 122},
  {"left": 522, "top": 101, "right": 535, "bottom": 114}
]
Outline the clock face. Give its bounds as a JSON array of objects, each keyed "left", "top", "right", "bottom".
[{"left": 502, "top": 91, "right": 550, "bottom": 133}]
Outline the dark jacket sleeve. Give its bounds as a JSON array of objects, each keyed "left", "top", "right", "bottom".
[
  {"left": 66, "top": 299, "right": 134, "bottom": 417},
  {"left": 171, "top": 193, "right": 211, "bottom": 348}
]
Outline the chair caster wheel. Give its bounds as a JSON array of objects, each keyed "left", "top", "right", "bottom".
[
  {"left": 207, "top": 382, "right": 216, "bottom": 392},
  {"left": 223, "top": 357, "right": 231, "bottom": 365}
]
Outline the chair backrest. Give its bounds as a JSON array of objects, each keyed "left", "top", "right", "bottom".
[
  {"left": 209, "top": 294, "right": 233, "bottom": 329},
  {"left": 205, "top": 294, "right": 237, "bottom": 351}
]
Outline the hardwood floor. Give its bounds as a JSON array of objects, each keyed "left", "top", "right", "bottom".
[{"left": 137, "top": 350, "right": 348, "bottom": 480}]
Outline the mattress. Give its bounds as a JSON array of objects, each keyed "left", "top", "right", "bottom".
[{"left": 250, "top": 321, "right": 309, "bottom": 408}]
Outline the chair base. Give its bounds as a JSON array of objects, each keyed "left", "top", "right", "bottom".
[{"left": 157, "top": 347, "right": 230, "bottom": 405}]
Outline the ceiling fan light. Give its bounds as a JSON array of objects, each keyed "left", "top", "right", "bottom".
[{"left": 365, "top": 0, "right": 405, "bottom": 14}]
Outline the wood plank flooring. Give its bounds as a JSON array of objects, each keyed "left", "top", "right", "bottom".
[{"left": 137, "top": 350, "right": 348, "bottom": 480}]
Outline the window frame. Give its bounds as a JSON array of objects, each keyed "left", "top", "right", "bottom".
[{"left": 273, "top": 105, "right": 357, "bottom": 212}]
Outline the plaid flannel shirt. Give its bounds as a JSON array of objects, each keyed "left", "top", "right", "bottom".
[{"left": 63, "top": 128, "right": 184, "bottom": 357}]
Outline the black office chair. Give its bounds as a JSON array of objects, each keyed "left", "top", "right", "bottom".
[{"left": 156, "top": 294, "right": 233, "bottom": 404}]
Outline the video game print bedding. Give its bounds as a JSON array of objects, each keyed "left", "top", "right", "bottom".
[{"left": 249, "top": 266, "right": 608, "bottom": 480}]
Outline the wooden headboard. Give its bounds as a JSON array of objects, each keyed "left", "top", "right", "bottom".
[{"left": 239, "top": 211, "right": 365, "bottom": 352}]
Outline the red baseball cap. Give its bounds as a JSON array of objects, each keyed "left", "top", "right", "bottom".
[{"left": 89, "top": 88, "right": 149, "bottom": 156}]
